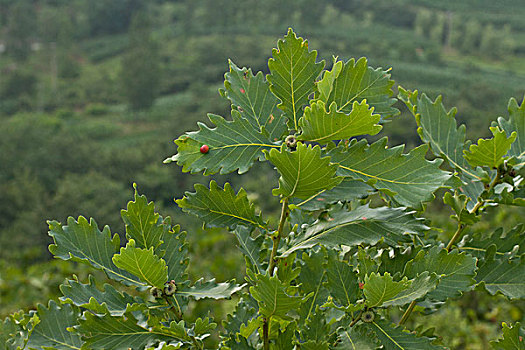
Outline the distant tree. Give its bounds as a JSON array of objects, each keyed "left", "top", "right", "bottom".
[
  {"left": 86, "top": 0, "right": 144, "bottom": 36},
  {"left": 462, "top": 19, "right": 482, "bottom": 54},
  {"left": 480, "top": 24, "right": 515, "bottom": 59},
  {"left": 119, "top": 13, "right": 161, "bottom": 110},
  {"left": 5, "top": 1, "right": 37, "bottom": 60}
]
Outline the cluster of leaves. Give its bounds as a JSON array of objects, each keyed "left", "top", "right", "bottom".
[{"left": 3, "top": 29, "right": 525, "bottom": 349}]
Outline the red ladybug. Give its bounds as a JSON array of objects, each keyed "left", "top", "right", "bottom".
[{"left": 200, "top": 145, "right": 210, "bottom": 154}]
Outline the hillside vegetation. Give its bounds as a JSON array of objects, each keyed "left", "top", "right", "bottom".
[{"left": 1, "top": 1, "right": 524, "bottom": 347}]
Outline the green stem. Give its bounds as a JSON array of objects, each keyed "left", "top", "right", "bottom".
[
  {"left": 398, "top": 300, "right": 416, "bottom": 325},
  {"left": 445, "top": 223, "right": 466, "bottom": 252},
  {"left": 164, "top": 295, "right": 182, "bottom": 320},
  {"left": 263, "top": 198, "right": 289, "bottom": 350},
  {"left": 190, "top": 335, "right": 203, "bottom": 350},
  {"left": 400, "top": 168, "right": 503, "bottom": 325},
  {"left": 268, "top": 197, "right": 289, "bottom": 277},
  {"left": 349, "top": 309, "right": 364, "bottom": 327},
  {"left": 263, "top": 319, "right": 270, "bottom": 350}
]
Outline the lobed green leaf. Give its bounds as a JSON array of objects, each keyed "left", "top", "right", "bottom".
[
  {"left": 112, "top": 239, "right": 168, "bottom": 288},
  {"left": 298, "top": 100, "right": 381, "bottom": 144},
  {"left": 326, "top": 57, "right": 398, "bottom": 119},
  {"left": 328, "top": 138, "right": 451, "bottom": 209},
  {"left": 166, "top": 110, "right": 278, "bottom": 175},
  {"left": 220, "top": 60, "right": 286, "bottom": 141},
  {"left": 268, "top": 28, "right": 325, "bottom": 130},
  {"left": 266, "top": 142, "right": 343, "bottom": 199},
  {"left": 177, "top": 180, "right": 265, "bottom": 230}
]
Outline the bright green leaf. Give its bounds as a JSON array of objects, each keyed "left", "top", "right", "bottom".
[
  {"left": 364, "top": 273, "right": 410, "bottom": 308},
  {"left": 250, "top": 273, "right": 304, "bottom": 320},
  {"left": 112, "top": 239, "right": 168, "bottom": 288},
  {"left": 364, "top": 272, "right": 438, "bottom": 308},
  {"left": 265, "top": 142, "right": 343, "bottom": 199},
  {"left": 298, "top": 100, "right": 381, "bottom": 144},
  {"left": 176, "top": 181, "right": 265, "bottom": 230},
  {"left": 268, "top": 28, "right": 325, "bottom": 130},
  {"left": 193, "top": 317, "right": 217, "bottom": 336},
  {"left": 317, "top": 57, "right": 343, "bottom": 103},
  {"left": 464, "top": 126, "right": 517, "bottom": 168},
  {"left": 121, "top": 186, "right": 164, "bottom": 250}
]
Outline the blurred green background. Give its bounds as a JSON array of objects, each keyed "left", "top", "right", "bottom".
[{"left": 0, "top": 0, "right": 524, "bottom": 347}]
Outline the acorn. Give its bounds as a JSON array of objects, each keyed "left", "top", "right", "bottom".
[
  {"left": 164, "top": 280, "right": 177, "bottom": 296},
  {"left": 285, "top": 135, "right": 297, "bottom": 149},
  {"left": 362, "top": 310, "right": 375, "bottom": 323},
  {"left": 150, "top": 286, "right": 162, "bottom": 299}
]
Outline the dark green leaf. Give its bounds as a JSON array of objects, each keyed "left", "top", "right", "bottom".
[
  {"left": 297, "top": 249, "right": 329, "bottom": 321},
  {"left": 326, "top": 57, "right": 398, "bottom": 119},
  {"left": 328, "top": 138, "right": 451, "bottom": 209},
  {"left": 460, "top": 225, "right": 525, "bottom": 260},
  {"left": 398, "top": 88, "right": 485, "bottom": 206},
  {"left": 76, "top": 312, "right": 186, "bottom": 349},
  {"left": 292, "top": 178, "right": 373, "bottom": 211},
  {"left": 176, "top": 181, "right": 265, "bottom": 230},
  {"left": 159, "top": 226, "right": 189, "bottom": 284},
  {"left": 491, "top": 322, "right": 525, "bottom": 350},
  {"left": 221, "top": 60, "right": 286, "bottom": 141},
  {"left": 336, "top": 324, "right": 379, "bottom": 349},
  {"left": 234, "top": 226, "right": 266, "bottom": 274},
  {"left": 404, "top": 246, "right": 477, "bottom": 301},
  {"left": 324, "top": 251, "right": 360, "bottom": 308},
  {"left": 60, "top": 276, "right": 142, "bottom": 316},
  {"left": 282, "top": 205, "right": 427, "bottom": 257},
  {"left": 177, "top": 278, "right": 244, "bottom": 300},
  {"left": 166, "top": 110, "right": 278, "bottom": 175},
  {"left": 48, "top": 217, "right": 143, "bottom": 286},
  {"left": 365, "top": 319, "right": 442, "bottom": 349},
  {"left": 27, "top": 301, "right": 82, "bottom": 350},
  {"left": 476, "top": 254, "right": 525, "bottom": 299},
  {"left": 498, "top": 96, "right": 525, "bottom": 169}
]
